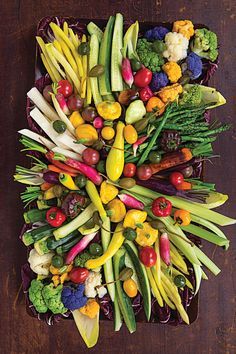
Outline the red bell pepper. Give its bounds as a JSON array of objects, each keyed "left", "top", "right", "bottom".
[
  {"left": 151, "top": 197, "right": 172, "bottom": 217},
  {"left": 46, "top": 207, "right": 66, "bottom": 227}
]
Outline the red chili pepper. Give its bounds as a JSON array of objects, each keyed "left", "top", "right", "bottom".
[
  {"left": 152, "top": 197, "right": 172, "bottom": 217},
  {"left": 139, "top": 86, "right": 153, "bottom": 102},
  {"left": 46, "top": 207, "right": 66, "bottom": 227},
  {"left": 134, "top": 67, "right": 152, "bottom": 88}
]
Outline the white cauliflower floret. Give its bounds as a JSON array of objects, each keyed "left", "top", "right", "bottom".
[
  {"left": 163, "top": 32, "right": 189, "bottom": 62},
  {"left": 28, "top": 249, "right": 54, "bottom": 276},
  {"left": 84, "top": 271, "right": 107, "bottom": 299}
]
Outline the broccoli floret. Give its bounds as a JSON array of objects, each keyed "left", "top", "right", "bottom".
[
  {"left": 61, "top": 283, "right": 87, "bottom": 311},
  {"left": 186, "top": 52, "right": 203, "bottom": 79},
  {"left": 179, "top": 84, "right": 202, "bottom": 106},
  {"left": 137, "top": 39, "right": 164, "bottom": 72},
  {"left": 28, "top": 279, "right": 48, "bottom": 313},
  {"left": 190, "top": 28, "right": 218, "bottom": 62},
  {"left": 74, "top": 251, "right": 95, "bottom": 267},
  {"left": 42, "top": 283, "right": 68, "bottom": 314},
  {"left": 144, "top": 26, "right": 169, "bottom": 41}
]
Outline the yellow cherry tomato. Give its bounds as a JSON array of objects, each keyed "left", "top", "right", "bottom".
[
  {"left": 124, "top": 124, "right": 138, "bottom": 144},
  {"left": 69, "top": 111, "right": 84, "bottom": 128},
  {"left": 101, "top": 126, "right": 115, "bottom": 140},
  {"left": 123, "top": 278, "right": 138, "bottom": 298}
]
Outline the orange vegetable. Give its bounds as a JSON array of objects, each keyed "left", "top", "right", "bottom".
[
  {"left": 149, "top": 148, "right": 192, "bottom": 175},
  {"left": 174, "top": 209, "right": 191, "bottom": 226},
  {"left": 146, "top": 97, "right": 165, "bottom": 114},
  {"left": 40, "top": 182, "right": 54, "bottom": 191},
  {"left": 124, "top": 125, "right": 138, "bottom": 144},
  {"left": 47, "top": 164, "right": 77, "bottom": 177},
  {"left": 176, "top": 181, "right": 192, "bottom": 190}
]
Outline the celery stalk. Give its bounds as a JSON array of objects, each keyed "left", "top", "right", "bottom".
[
  {"left": 193, "top": 264, "right": 202, "bottom": 295},
  {"left": 181, "top": 224, "right": 229, "bottom": 248},
  {"left": 130, "top": 185, "right": 236, "bottom": 226},
  {"left": 194, "top": 246, "right": 221, "bottom": 275}
]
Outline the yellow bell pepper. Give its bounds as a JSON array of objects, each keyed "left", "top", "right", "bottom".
[
  {"left": 59, "top": 173, "right": 79, "bottom": 190},
  {"left": 135, "top": 222, "right": 158, "bottom": 246},
  {"left": 97, "top": 101, "right": 121, "bottom": 120},
  {"left": 79, "top": 299, "right": 100, "bottom": 319},
  {"left": 75, "top": 124, "right": 98, "bottom": 146},
  {"left": 107, "top": 198, "right": 126, "bottom": 223},
  {"left": 85, "top": 223, "right": 124, "bottom": 269},
  {"left": 123, "top": 209, "right": 147, "bottom": 229},
  {"left": 100, "top": 181, "right": 118, "bottom": 204},
  {"left": 86, "top": 180, "right": 107, "bottom": 221},
  {"left": 106, "top": 121, "right": 125, "bottom": 181},
  {"left": 69, "top": 111, "right": 84, "bottom": 128},
  {"left": 44, "top": 186, "right": 57, "bottom": 200}
]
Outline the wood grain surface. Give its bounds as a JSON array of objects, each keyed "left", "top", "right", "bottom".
[{"left": 0, "top": 1, "right": 236, "bottom": 353}]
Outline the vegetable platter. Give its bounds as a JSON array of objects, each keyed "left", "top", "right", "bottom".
[{"left": 15, "top": 14, "right": 235, "bottom": 348}]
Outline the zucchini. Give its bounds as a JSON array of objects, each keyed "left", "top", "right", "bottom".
[
  {"left": 23, "top": 209, "right": 47, "bottom": 224},
  {"left": 114, "top": 292, "right": 122, "bottom": 331},
  {"left": 113, "top": 249, "right": 136, "bottom": 333},
  {"left": 47, "top": 230, "right": 79, "bottom": 250},
  {"left": 111, "top": 13, "right": 123, "bottom": 92},
  {"left": 98, "top": 16, "right": 115, "bottom": 96},
  {"left": 34, "top": 236, "right": 51, "bottom": 255},
  {"left": 101, "top": 217, "right": 115, "bottom": 302},
  {"left": 22, "top": 225, "right": 54, "bottom": 246},
  {"left": 87, "top": 22, "right": 103, "bottom": 43},
  {"left": 89, "top": 35, "right": 102, "bottom": 106},
  {"left": 56, "top": 235, "right": 82, "bottom": 255},
  {"left": 124, "top": 241, "right": 151, "bottom": 321}
]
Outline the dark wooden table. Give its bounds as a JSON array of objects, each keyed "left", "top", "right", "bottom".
[{"left": 1, "top": 1, "right": 236, "bottom": 353}]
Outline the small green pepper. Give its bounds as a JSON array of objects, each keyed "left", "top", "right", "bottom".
[
  {"left": 123, "top": 227, "right": 137, "bottom": 241},
  {"left": 53, "top": 120, "right": 67, "bottom": 134},
  {"left": 78, "top": 42, "right": 90, "bottom": 55}
]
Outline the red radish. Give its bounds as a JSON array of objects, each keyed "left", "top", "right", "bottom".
[
  {"left": 133, "top": 135, "right": 148, "bottom": 157},
  {"left": 56, "top": 93, "right": 70, "bottom": 115},
  {"left": 69, "top": 267, "right": 89, "bottom": 284},
  {"left": 169, "top": 172, "right": 184, "bottom": 187},
  {"left": 57, "top": 79, "right": 73, "bottom": 98},
  {"left": 67, "top": 94, "right": 84, "bottom": 111},
  {"left": 118, "top": 193, "right": 144, "bottom": 210},
  {"left": 93, "top": 116, "right": 104, "bottom": 129},
  {"left": 82, "top": 148, "right": 100, "bottom": 165},
  {"left": 160, "top": 232, "right": 171, "bottom": 266},
  {"left": 65, "top": 232, "right": 97, "bottom": 264},
  {"left": 121, "top": 58, "right": 134, "bottom": 88}
]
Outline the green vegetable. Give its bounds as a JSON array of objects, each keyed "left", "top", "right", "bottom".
[
  {"left": 125, "top": 100, "right": 146, "bottom": 124},
  {"left": 174, "top": 274, "right": 186, "bottom": 288},
  {"left": 123, "top": 227, "right": 137, "bottom": 241},
  {"left": 47, "top": 230, "right": 78, "bottom": 250},
  {"left": 130, "top": 58, "right": 142, "bottom": 72},
  {"left": 22, "top": 225, "right": 54, "bottom": 246},
  {"left": 34, "top": 236, "right": 51, "bottom": 255},
  {"left": 53, "top": 120, "right": 67, "bottom": 134},
  {"left": 190, "top": 28, "right": 218, "bottom": 61},
  {"left": 89, "top": 242, "right": 103, "bottom": 256},
  {"left": 152, "top": 40, "right": 166, "bottom": 54},
  {"left": 111, "top": 13, "right": 123, "bottom": 92},
  {"left": 42, "top": 283, "right": 67, "bottom": 314},
  {"left": 52, "top": 255, "right": 64, "bottom": 268},
  {"left": 23, "top": 209, "right": 47, "bottom": 224},
  {"left": 74, "top": 174, "right": 87, "bottom": 189},
  {"left": 89, "top": 64, "right": 105, "bottom": 77},
  {"left": 124, "top": 241, "right": 151, "bottom": 321},
  {"left": 137, "top": 38, "right": 164, "bottom": 72},
  {"left": 113, "top": 294, "right": 122, "bottom": 331},
  {"left": 56, "top": 237, "right": 81, "bottom": 255},
  {"left": 193, "top": 245, "right": 221, "bottom": 275},
  {"left": 28, "top": 279, "right": 48, "bottom": 313},
  {"left": 87, "top": 22, "right": 103, "bottom": 42},
  {"left": 78, "top": 42, "right": 90, "bottom": 55},
  {"left": 53, "top": 204, "right": 96, "bottom": 240},
  {"left": 113, "top": 248, "right": 136, "bottom": 333},
  {"left": 148, "top": 151, "right": 162, "bottom": 164},
  {"left": 89, "top": 35, "right": 102, "bottom": 106},
  {"left": 74, "top": 251, "right": 95, "bottom": 267},
  {"left": 122, "top": 21, "right": 139, "bottom": 60},
  {"left": 98, "top": 15, "right": 115, "bottom": 96}
]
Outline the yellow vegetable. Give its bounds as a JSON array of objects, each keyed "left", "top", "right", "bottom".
[
  {"left": 162, "top": 62, "right": 182, "bottom": 83},
  {"left": 85, "top": 223, "right": 124, "bottom": 269},
  {"left": 158, "top": 83, "right": 183, "bottom": 103},
  {"left": 69, "top": 111, "right": 84, "bottom": 128},
  {"left": 75, "top": 124, "right": 98, "bottom": 146},
  {"left": 101, "top": 126, "right": 115, "bottom": 140},
  {"left": 50, "top": 265, "right": 60, "bottom": 275},
  {"left": 173, "top": 20, "right": 194, "bottom": 40},
  {"left": 135, "top": 222, "right": 158, "bottom": 246},
  {"left": 59, "top": 173, "right": 79, "bottom": 190},
  {"left": 44, "top": 186, "right": 56, "bottom": 200},
  {"left": 86, "top": 180, "right": 107, "bottom": 221},
  {"left": 107, "top": 199, "right": 126, "bottom": 223},
  {"left": 72, "top": 308, "right": 100, "bottom": 348},
  {"left": 124, "top": 125, "right": 138, "bottom": 144},
  {"left": 49, "top": 22, "right": 75, "bottom": 51},
  {"left": 123, "top": 278, "right": 138, "bottom": 298},
  {"left": 97, "top": 101, "right": 122, "bottom": 120},
  {"left": 79, "top": 299, "right": 100, "bottom": 319},
  {"left": 100, "top": 181, "right": 118, "bottom": 204},
  {"left": 123, "top": 209, "right": 147, "bottom": 229},
  {"left": 52, "top": 275, "right": 60, "bottom": 287},
  {"left": 106, "top": 121, "right": 125, "bottom": 181}
]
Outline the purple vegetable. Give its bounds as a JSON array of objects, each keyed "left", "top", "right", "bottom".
[
  {"left": 61, "top": 192, "right": 86, "bottom": 219},
  {"left": 43, "top": 171, "right": 59, "bottom": 184}
]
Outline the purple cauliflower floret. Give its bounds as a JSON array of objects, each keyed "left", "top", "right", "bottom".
[
  {"left": 61, "top": 283, "right": 87, "bottom": 311},
  {"left": 186, "top": 52, "right": 203, "bottom": 79},
  {"left": 150, "top": 72, "right": 169, "bottom": 92},
  {"left": 145, "top": 26, "right": 169, "bottom": 41}
]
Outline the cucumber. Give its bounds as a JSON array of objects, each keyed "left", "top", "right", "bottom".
[
  {"left": 87, "top": 22, "right": 103, "bottom": 43},
  {"left": 89, "top": 35, "right": 102, "bottom": 106},
  {"left": 98, "top": 16, "right": 115, "bottom": 96},
  {"left": 111, "top": 13, "right": 123, "bottom": 92},
  {"left": 114, "top": 292, "right": 123, "bottom": 331},
  {"left": 124, "top": 241, "right": 151, "bottom": 321},
  {"left": 113, "top": 249, "right": 136, "bottom": 333},
  {"left": 101, "top": 217, "right": 115, "bottom": 302},
  {"left": 22, "top": 225, "right": 54, "bottom": 246}
]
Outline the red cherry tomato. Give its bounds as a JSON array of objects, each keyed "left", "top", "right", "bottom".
[
  {"left": 57, "top": 80, "right": 73, "bottom": 98},
  {"left": 139, "top": 246, "right": 157, "bottom": 267},
  {"left": 69, "top": 267, "right": 89, "bottom": 284},
  {"left": 67, "top": 94, "right": 84, "bottom": 111},
  {"left": 82, "top": 148, "right": 100, "bottom": 165},
  {"left": 123, "top": 163, "right": 137, "bottom": 177},
  {"left": 169, "top": 172, "right": 184, "bottom": 187},
  {"left": 134, "top": 67, "right": 153, "bottom": 88},
  {"left": 136, "top": 165, "right": 152, "bottom": 180},
  {"left": 139, "top": 86, "right": 153, "bottom": 102}
]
